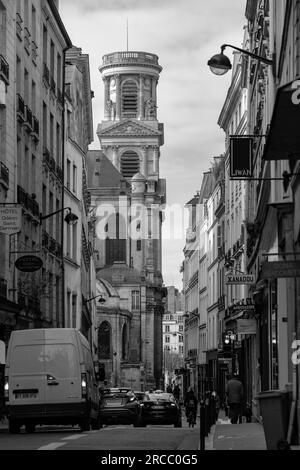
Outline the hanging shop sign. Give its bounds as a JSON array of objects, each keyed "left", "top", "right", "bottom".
[
  {"left": 225, "top": 273, "right": 255, "bottom": 285},
  {"left": 230, "top": 137, "right": 253, "bottom": 179},
  {"left": 0, "top": 204, "right": 22, "bottom": 235},
  {"left": 232, "top": 304, "right": 256, "bottom": 313},
  {"left": 236, "top": 319, "right": 257, "bottom": 335},
  {"left": 260, "top": 260, "right": 300, "bottom": 279},
  {"left": 15, "top": 255, "right": 43, "bottom": 272}
]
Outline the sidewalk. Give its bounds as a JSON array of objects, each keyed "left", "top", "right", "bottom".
[{"left": 212, "top": 417, "right": 267, "bottom": 450}]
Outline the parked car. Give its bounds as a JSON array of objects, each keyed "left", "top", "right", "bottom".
[
  {"left": 134, "top": 391, "right": 148, "bottom": 402},
  {"left": 99, "top": 388, "right": 142, "bottom": 427},
  {"left": 140, "top": 392, "right": 182, "bottom": 427},
  {"left": 5, "top": 328, "right": 100, "bottom": 434}
]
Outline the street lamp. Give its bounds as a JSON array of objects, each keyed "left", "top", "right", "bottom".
[
  {"left": 84, "top": 294, "right": 106, "bottom": 305},
  {"left": 40, "top": 207, "right": 78, "bottom": 225},
  {"left": 208, "top": 44, "right": 274, "bottom": 76}
]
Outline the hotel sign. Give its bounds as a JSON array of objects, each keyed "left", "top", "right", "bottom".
[
  {"left": 230, "top": 137, "right": 253, "bottom": 179},
  {"left": 0, "top": 204, "right": 22, "bottom": 235},
  {"left": 225, "top": 274, "right": 255, "bottom": 285}
]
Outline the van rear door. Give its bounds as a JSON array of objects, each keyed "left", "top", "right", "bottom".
[
  {"left": 43, "top": 342, "right": 81, "bottom": 404},
  {"left": 9, "top": 344, "right": 46, "bottom": 406}
]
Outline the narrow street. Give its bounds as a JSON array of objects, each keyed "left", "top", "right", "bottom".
[{"left": 0, "top": 415, "right": 200, "bottom": 451}]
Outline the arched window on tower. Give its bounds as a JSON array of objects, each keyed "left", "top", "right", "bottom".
[
  {"left": 122, "top": 80, "right": 138, "bottom": 118},
  {"left": 121, "top": 151, "right": 140, "bottom": 178},
  {"left": 122, "top": 323, "right": 127, "bottom": 360},
  {"left": 98, "top": 321, "right": 111, "bottom": 359}
]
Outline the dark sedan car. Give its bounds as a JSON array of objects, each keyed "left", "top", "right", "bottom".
[
  {"left": 99, "top": 388, "right": 142, "bottom": 427},
  {"left": 140, "top": 392, "right": 182, "bottom": 427}
]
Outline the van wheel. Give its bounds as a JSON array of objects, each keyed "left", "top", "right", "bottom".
[
  {"left": 9, "top": 420, "right": 21, "bottom": 434},
  {"left": 25, "top": 423, "right": 36, "bottom": 433},
  {"left": 79, "top": 418, "right": 90, "bottom": 432}
]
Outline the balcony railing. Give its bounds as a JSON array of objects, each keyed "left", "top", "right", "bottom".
[
  {"left": 32, "top": 115, "right": 39, "bottom": 141},
  {"left": 56, "top": 165, "right": 63, "bottom": 181},
  {"left": 43, "top": 63, "right": 50, "bottom": 86},
  {"left": 17, "top": 94, "right": 25, "bottom": 122},
  {"left": 17, "top": 185, "right": 27, "bottom": 205},
  {"left": 42, "top": 230, "right": 49, "bottom": 249},
  {"left": 49, "top": 156, "right": 56, "bottom": 173},
  {"left": 57, "top": 88, "right": 64, "bottom": 106},
  {"left": 0, "top": 161, "right": 9, "bottom": 187},
  {"left": 0, "top": 277, "right": 7, "bottom": 298},
  {"left": 24, "top": 27, "right": 31, "bottom": 54},
  {"left": 16, "top": 12, "right": 23, "bottom": 40},
  {"left": 24, "top": 105, "right": 33, "bottom": 132},
  {"left": 31, "top": 40, "right": 38, "bottom": 63},
  {"left": 17, "top": 185, "right": 39, "bottom": 219},
  {"left": 102, "top": 51, "right": 160, "bottom": 67},
  {"left": 0, "top": 55, "right": 9, "bottom": 85},
  {"left": 43, "top": 147, "right": 51, "bottom": 165},
  {"left": 50, "top": 76, "right": 56, "bottom": 95}
]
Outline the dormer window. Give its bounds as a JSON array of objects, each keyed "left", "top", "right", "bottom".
[{"left": 122, "top": 80, "right": 138, "bottom": 118}]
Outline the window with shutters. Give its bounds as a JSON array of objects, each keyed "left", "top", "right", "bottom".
[
  {"left": 121, "top": 151, "right": 139, "bottom": 178},
  {"left": 122, "top": 79, "right": 138, "bottom": 118}
]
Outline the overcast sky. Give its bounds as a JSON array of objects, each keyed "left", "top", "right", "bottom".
[{"left": 59, "top": 0, "right": 247, "bottom": 290}]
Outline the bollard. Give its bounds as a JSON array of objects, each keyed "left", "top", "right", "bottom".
[{"left": 200, "top": 400, "right": 205, "bottom": 451}]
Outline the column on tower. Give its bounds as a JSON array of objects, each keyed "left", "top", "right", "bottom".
[
  {"left": 103, "top": 77, "right": 110, "bottom": 120},
  {"left": 153, "top": 146, "right": 159, "bottom": 174},
  {"left": 151, "top": 77, "right": 157, "bottom": 118},
  {"left": 115, "top": 74, "right": 121, "bottom": 120},
  {"left": 141, "top": 146, "right": 148, "bottom": 178},
  {"left": 139, "top": 74, "right": 144, "bottom": 120}
]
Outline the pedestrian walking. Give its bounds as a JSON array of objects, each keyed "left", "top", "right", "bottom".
[
  {"left": 166, "top": 384, "right": 173, "bottom": 393},
  {"left": 173, "top": 384, "right": 180, "bottom": 402},
  {"left": 225, "top": 374, "right": 243, "bottom": 424}
]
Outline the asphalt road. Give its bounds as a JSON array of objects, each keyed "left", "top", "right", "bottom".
[{"left": 0, "top": 418, "right": 200, "bottom": 451}]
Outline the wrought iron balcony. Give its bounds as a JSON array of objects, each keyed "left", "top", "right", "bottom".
[
  {"left": 0, "top": 161, "right": 9, "bottom": 187},
  {"left": 42, "top": 230, "right": 49, "bottom": 248},
  {"left": 50, "top": 76, "right": 56, "bottom": 95},
  {"left": 43, "top": 63, "right": 50, "bottom": 85},
  {"left": 24, "top": 27, "right": 31, "bottom": 54},
  {"left": 16, "top": 13, "right": 23, "bottom": 40},
  {"left": 57, "top": 88, "right": 64, "bottom": 106},
  {"left": 0, "top": 55, "right": 9, "bottom": 85},
  {"left": 43, "top": 147, "right": 51, "bottom": 165},
  {"left": 17, "top": 94, "right": 25, "bottom": 122},
  {"left": 24, "top": 105, "right": 33, "bottom": 132},
  {"left": 32, "top": 115, "right": 39, "bottom": 141},
  {"left": 31, "top": 40, "right": 38, "bottom": 63}
]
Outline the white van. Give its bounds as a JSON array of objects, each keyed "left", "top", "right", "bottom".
[{"left": 4, "top": 328, "right": 100, "bottom": 433}]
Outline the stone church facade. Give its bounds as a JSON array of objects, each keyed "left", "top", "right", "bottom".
[{"left": 87, "top": 51, "right": 166, "bottom": 390}]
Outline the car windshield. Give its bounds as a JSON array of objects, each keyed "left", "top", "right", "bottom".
[
  {"left": 102, "top": 388, "right": 135, "bottom": 399},
  {"left": 147, "top": 393, "right": 175, "bottom": 402}
]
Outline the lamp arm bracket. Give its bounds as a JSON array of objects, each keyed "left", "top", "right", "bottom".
[{"left": 221, "top": 44, "right": 273, "bottom": 66}]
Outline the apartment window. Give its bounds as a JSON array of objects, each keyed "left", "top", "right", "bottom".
[
  {"left": 179, "top": 335, "right": 183, "bottom": 343},
  {"left": 31, "top": 154, "right": 36, "bottom": 193},
  {"left": 24, "top": 146, "right": 29, "bottom": 190},
  {"left": 43, "top": 25, "right": 47, "bottom": 64},
  {"left": 31, "top": 5, "right": 36, "bottom": 41},
  {"left": 31, "top": 80, "right": 36, "bottom": 113},
  {"left": 67, "top": 291, "right": 71, "bottom": 327},
  {"left": 50, "top": 113, "right": 54, "bottom": 156},
  {"left": 16, "top": 56, "right": 21, "bottom": 94},
  {"left": 165, "top": 325, "right": 170, "bottom": 333},
  {"left": 56, "top": 198, "right": 60, "bottom": 240},
  {"left": 66, "top": 222, "right": 71, "bottom": 257},
  {"left": 56, "top": 123, "right": 60, "bottom": 165},
  {"left": 132, "top": 290, "right": 140, "bottom": 310},
  {"left": 179, "top": 345, "right": 184, "bottom": 355},
  {"left": 24, "top": 68, "right": 29, "bottom": 102},
  {"left": 179, "top": 324, "right": 183, "bottom": 332},
  {"left": 72, "top": 293, "right": 77, "bottom": 328},
  {"left": 43, "top": 102, "right": 47, "bottom": 146},
  {"left": 165, "top": 336, "right": 170, "bottom": 343},
  {"left": 50, "top": 40, "right": 55, "bottom": 78},
  {"left": 57, "top": 53, "right": 62, "bottom": 90},
  {"left": 66, "top": 159, "right": 71, "bottom": 189},
  {"left": 49, "top": 191, "right": 53, "bottom": 236},
  {"left": 72, "top": 223, "right": 77, "bottom": 260},
  {"left": 137, "top": 239, "right": 141, "bottom": 251},
  {"left": 72, "top": 164, "right": 77, "bottom": 193}
]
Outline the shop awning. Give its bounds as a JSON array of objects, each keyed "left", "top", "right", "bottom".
[{"left": 263, "top": 80, "right": 300, "bottom": 160}]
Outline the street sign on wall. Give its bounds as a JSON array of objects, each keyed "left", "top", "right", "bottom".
[
  {"left": 260, "top": 261, "right": 300, "bottom": 279},
  {"left": 230, "top": 137, "right": 253, "bottom": 179},
  {"left": 0, "top": 204, "right": 22, "bottom": 235},
  {"left": 15, "top": 255, "right": 43, "bottom": 272},
  {"left": 225, "top": 273, "right": 255, "bottom": 285}
]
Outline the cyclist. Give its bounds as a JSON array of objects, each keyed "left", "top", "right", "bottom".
[{"left": 184, "top": 387, "right": 198, "bottom": 424}]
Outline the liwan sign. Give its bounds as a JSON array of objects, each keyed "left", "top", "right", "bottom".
[{"left": 230, "top": 137, "right": 253, "bottom": 179}]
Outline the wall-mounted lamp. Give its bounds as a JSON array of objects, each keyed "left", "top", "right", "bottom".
[
  {"left": 84, "top": 294, "right": 106, "bottom": 305},
  {"left": 40, "top": 207, "right": 78, "bottom": 225},
  {"left": 208, "top": 44, "right": 274, "bottom": 76}
]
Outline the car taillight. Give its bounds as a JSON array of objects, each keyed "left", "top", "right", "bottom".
[{"left": 81, "top": 373, "right": 87, "bottom": 399}]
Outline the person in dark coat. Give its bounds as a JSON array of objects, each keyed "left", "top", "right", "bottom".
[
  {"left": 184, "top": 387, "right": 198, "bottom": 420},
  {"left": 173, "top": 384, "right": 180, "bottom": 402},
  {"left": 225, "top": 374, "right": 243, "bottom": 424}
]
